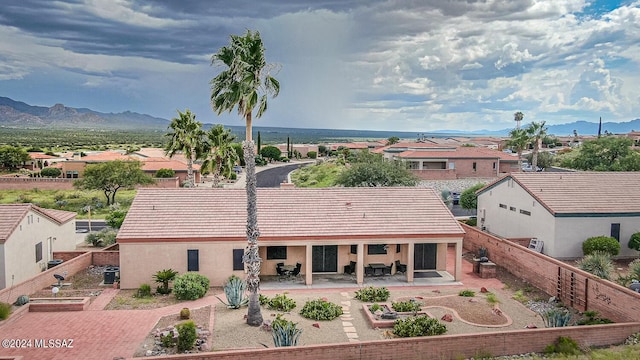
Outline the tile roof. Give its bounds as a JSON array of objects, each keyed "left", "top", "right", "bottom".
[
  {"left": 141, "top": 158, "right": 201, "bottom": 172},
  {"left": 480, "top": 172, "right": 640, "bottom": 215},
  {"left": 118, "top": 187, "right": 465, "bottom": 242},
  {"left": 396, "top": 147, "right": 518, "bottom": 161},
  {"left": 79, "top": 151, "right": 133, "bottom": 162},
  {"left": 0, "top": 204, "right": 76, "bottom": 243}
]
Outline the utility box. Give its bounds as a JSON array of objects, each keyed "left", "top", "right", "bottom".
[{"left": 103, "top": 266, "right": 119, "bottom": 285}]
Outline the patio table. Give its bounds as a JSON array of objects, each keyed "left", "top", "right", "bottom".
[{"left": 368, "top": 263, "right": 386, "bottom": 276}]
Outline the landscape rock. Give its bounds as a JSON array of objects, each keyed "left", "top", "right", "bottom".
[{"left": 441, "top": 314, "right": 453, "bottom": 322}]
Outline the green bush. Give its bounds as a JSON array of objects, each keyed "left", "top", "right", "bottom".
[
  {"left": 307, "top": 151, "right": 317, "bottom": 159},
  {"left": 136, "top": 284, "right": 152, "bottom": 298},
  {"left": 577, "top": 251, "right": 613, "bottom": 280},
  {"left": 582, "top": 236, "right": 620, "bottom": 256},
  {"left": 544, "top": 336, "right": 581, "bottom": 356},
  {"left": 40, "top": 167, "right": 61, "bottom": 178},
  {"left": 153, "top": 268, "right": 178, "bottom": 295},
  {"left": 577, "top": 310, "right": 613, "bottom": 325},
  {"left": 629, "top": 232, "right": 640, "bottom": 251},
  {"left": 161, "top": 333, "right": 175, "bottom": 348},
  {"left": 393, "top": 316, "right": 447, "bottom": 337},
  {"left": 255, "top": 155, "right": 268, "bottom": 166},
  {"left": 84, "top": 228, "right": 117, "bottom": 247},
  {"left": 300, "top": 298, "right": 343, "bottom": 320},
  {"left": 174, "top": 273, "right": 210, "bottom": 300},
  {"left": 486, "top": 293, "right": 500, "bottom": 305},
  {"left": 176, "top": 320, "right": 197, "bottom": 352},
  {"left": 155, "top": 168, "right": 175, "bottom": 178},
  {"left": 354, "top": 286, "right": 390, "bottom": 302},
  {"left": 106, "top": 210, "right": 127, "bottom": 229},
  {"left": 392, "top": 300, "right": 422, "bottom": 312},
  {"left": 369, "top": 303, "right": 383, "bottom": 313},
  {"left": 0, "top": 302, "right": 11, "bottom": 320},
  {"left": 458, "top": 289, "right": 476, "bottom": 297},
  {"left": 265, "top": 293, "right": 296, "bottom": 312},
  {"left": 629, "top": 259, "right": 640, "bottom": 281}
]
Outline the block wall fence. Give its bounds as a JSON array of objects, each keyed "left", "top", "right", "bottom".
[{"left": 0, "top": 177, "right": 178, "bottom": 190}]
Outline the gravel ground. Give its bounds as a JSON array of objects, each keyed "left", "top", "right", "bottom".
[{"left": 418, "top": 178, "right": 496, "bottom": 194}]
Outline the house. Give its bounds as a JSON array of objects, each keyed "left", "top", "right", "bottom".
[
  {"left": 0, "top": 204, "right": 77, "bottom": 289},
  {"left": 476, "top": 172, "right": 640, "bottom": 259},
  {"left": 375, "top": 143, "right": 519, "bottom": 180},
  {"left": 117, "top": 187, "right": 465, "bottom": 289}
]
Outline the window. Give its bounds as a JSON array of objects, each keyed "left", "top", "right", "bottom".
[
  {"left": 187, "top": 249, "right": 199, "bottom": 271},
  {"left": 232, "top": 249, "right": 244, "bottom": 270},
  {"left": 396, "top": 244, "right": 401, "bottom": 253},
  {"left": 509, "top": 206, "right": 516, "bottom": 211},
  {"left": 65, "top": 171, "right": 79, "bottom": 179},
  {"left": 350, "top": 245, "right": 357, "bottom": 254},
  {"left": 266, "top": 246, "right": 287, "bottom": 260},
  {"left": 611, "top": 223, "right": 621, "bottom": 241},
  {"left": 35, "top": 242, "right": 42, "bottom": 262},
  {"left": 493, "top": 162, "right": 496, "bottom": 169},
  {"left": 499, "top": 204, "right": 507, "bottom": 209},
  {"left": 368, "top": 244, "right": 387, "bottom": 255},
  {"left": 448, "top": 162, "right": 455, "bottom": 170},
  {"left": 520, "top": 209, "right": 531, "bottom": 216},
  {"left": 472, "top": 162, "right": 477, "bottom": 171}
]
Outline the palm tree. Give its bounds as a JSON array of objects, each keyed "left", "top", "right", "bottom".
[
  {"left": 210, "top": 29, "right": 280, "bottom": 327},
  {"left": 514, "top": 111, "right": 524, "bottom": 129},
  {"left": 165, "top": 109, "right": 204, "bottom": 188},
  {"left": 507, "top": 128, "right": 530, "bottom": 171},
  {"left": 201, "top": 124, "right": 239, "bottom": 187},
  {"left": 526, "top": 121, "right": 547, "bottom": 170}
]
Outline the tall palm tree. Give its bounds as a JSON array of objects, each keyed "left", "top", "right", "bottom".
[
  {"left": 514, "top": 111, "right": 524, "bottom": 129},
  {"left": 507, "top": 128, "right": 530, "bottom": 171},
  {"left": 165, "top": 109, "right": 204, "bottom": 188},
  {"left": 210, "top": 29, "right": 280, "bottom": 326},
  {"left": 201, "top": 124, "right": 239, "bottom": 187},
  {"left": 526, "top": 121, "right": 547, "bottom": 170}
]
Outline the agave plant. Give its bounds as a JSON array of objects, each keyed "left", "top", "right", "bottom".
[
  {"left": 577, "top": 251, "right": 613, "bottom": 280},
  {"left": 541, "top": 308, "right": 573, "bottom": 327},
  {"left": 272, "top": 315, "right": 302, "bottom": 347},
  {"left": 216, "top": 275, "right": 249, "bottom": 309}
]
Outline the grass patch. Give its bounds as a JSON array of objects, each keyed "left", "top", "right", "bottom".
[{"left": 290, "top": 161, "right": 344, "bottom": 187}]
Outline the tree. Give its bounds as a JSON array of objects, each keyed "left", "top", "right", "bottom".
[
  {"left": 40, "top": 167, "right": 62, "bottom": 178},
  {"left": 318, "top": 145, "right": 327, "bottom": 156},
  {"left": 526, "top": 121, "right": 547, "bottom": 170},
  {"left": 106, "top": 210, "right": 127, "bottom": 229},
  {"left": 211, "top": 29, "right": 280, "bottom": 327},
  {"left": 460, "top": 183, "right": 485, "bottom": 210},
  {"left": 260, "top": 145, "right": 281, "bottom": 162},
  {"left": 506, "top": 128, "right": 530, "bottom": 170},
  {"left": 387, "top": 136, "right": 400, "bottom": 145},
  {"left": 165, "top": 109, "right": 204, "bottom": 188},
  {"left": 514, "top": 111, "right": 524, "bottom": 129},
  {"left": 570, "top": 136, "right": 640, "bottom": 171},
  {"left": 231, "top": 143, "right": 244, "bottom": 166},
  {"left": 257, "top": 131, "right": 261, "bottom": 152},
  {"left": 201, "top": 124, "right": 239, "bottom": 187},
  {"left": 0, "top": 145, "right": 30, "bottom": 169},
  {"left": 336, "top": 151, "right": 418, "bottom": 187},
  {"left": 74, "top": 160, "right": 154, "bottom": 205},
  {"left": 525, "top": 151, "right": 553, "bottom": 170},
  {"left": 155, "top": 168, "right": 175, "bottom": 178}
]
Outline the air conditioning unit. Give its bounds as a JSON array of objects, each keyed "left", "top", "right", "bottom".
[{"left": 528, "top": 238, "right": 543, "bottom": 252}]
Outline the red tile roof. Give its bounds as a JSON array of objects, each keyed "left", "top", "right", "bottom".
[
  {"left": 396, "top": 147, "right": 518, "bottom": 161},
  {"left": 0, "top": 204, "right": 76, "bottom": 243},
  {"left": 141, "top": 158, "right": 200, "bottom": 171},
  {"left": 480, "top": 172, "right": 640, "bottom": 215},
  {"left": 79, "top": 151, "right": 133, "bottom": 162},
  {"left": 118, "top": 187, "right": 464, "bottom": 242}
]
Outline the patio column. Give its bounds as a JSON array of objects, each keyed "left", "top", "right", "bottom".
[
  {"left": 356, "top": 243, "right": 365, "bottom": 285},
  {"left": 305, "top": 244, "right": 313, "bottom": 285},
  {"left": 407, "top": 242, "right": 415, "bottom": 283},
  {"left": 455, "top": 240, "right": 462, "bottom": 281}
]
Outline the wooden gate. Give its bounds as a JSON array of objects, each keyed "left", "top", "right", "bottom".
[{"left": 557, "top": 267, "right": 588, "bottom": 312}]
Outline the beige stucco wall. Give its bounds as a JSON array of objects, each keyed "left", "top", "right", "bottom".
[
  {"left": 0, "top": 210, "right": 76, "bottom": 289},
  {"left": 555, "top": 217, "right": 640, "bottom": 259}
]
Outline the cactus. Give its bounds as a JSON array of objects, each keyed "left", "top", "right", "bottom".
[
  {"left": 215, "top": 275, "right": 249, "bottom": 309},
  {"left": 542, "top": 308, "right": 573, "bottom": 327},
  {"left": 272, "top": 315, "right": 302, "bottom": 347},
  {"left": 180, "top": 307, "right": 190, "bottom": 320},
  {"left": 14, "top": 295, "right": 29, "bottom": 306}
]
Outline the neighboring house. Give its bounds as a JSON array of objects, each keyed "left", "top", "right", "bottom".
[
  {"left": 273, "top": 144, "right": 319, "bottom": 158},
  {"left": 375, "top": 143, "right": 519, "bottom": 180},
  {"left": 117, "top": 187, "right": 465, "bottom": 289},
  {"left": 476, "top": 172, "right": 640, "bottom": 259},
  {"left": 0, "top": 204, "right": 77, "bottom": 289},
  {"left": 25, "top": 153, "right": 66, "bottom": 171}
]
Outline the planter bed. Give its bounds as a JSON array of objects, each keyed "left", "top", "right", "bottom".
[
  {"left": 362, "top": 303, "right": 432, "bottom": 328},
  {"left": 29, "top": 297, "right": 90, "bottom": 312}
]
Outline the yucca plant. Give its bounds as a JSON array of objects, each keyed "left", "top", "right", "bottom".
[
  {"left": 628, "top": 259, "right": 640, "bottom": 281},
  {"left": 577, "top": 251, "right": 613, "bottom": 280},
  {"left": 216, "top": 275, "right": 249, "bottom": 309},
  {"left": 541, "top": 308, "right": 573, "bottom": 327},
  {"left": 153, "top": 268, "right": 178, "bottom": 295},
  {"left": 272, "top": 314, "right": 302, "bottom": 347}
]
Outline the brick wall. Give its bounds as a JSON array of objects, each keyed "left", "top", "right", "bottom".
[
  {"left": 461, "top": 223, "right": 640, "bottom": 323},
  {"left": 91, "top": 251, "right": 119, "bottom": 266},
  {"left": 136, "top": 323, "right": 640, "bottom": 360},
  {"left": 0, "top": 177, "right": 75, "bottom": 190},
  {"left": 410, "top": 169, "right": 457, "bottom": 180},
  {"left": 52, "top": 251, "right": 87, "bottom": 262}
]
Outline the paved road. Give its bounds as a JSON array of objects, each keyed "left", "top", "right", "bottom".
[
  {"left": 257, "top": 163, "right": 310, "bottom": 188},
  {"left": 76, "top": 220, "right": 107, "bottom": 232}
]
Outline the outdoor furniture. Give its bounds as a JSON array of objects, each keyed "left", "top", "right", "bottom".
[
  {"left": 276, "top": 264, "right": 288, "bottom": 279},
  {"left": 369, "top": 263, "right": 386, "bottom": 276},
  {"left": 364, "top": 265, "right": 374, "bottom": 277},
  {"left": 344, "top": 261, "right": 356, "bottom": 275},
  {"left": 383, "top": 263, "right": 393, "bottom": 276},
  {"left": 395, "top": 260, "right": 407, "bottom": 274},
  {"left": 289, "top": 263, "right": 302, "bottom": 278}
]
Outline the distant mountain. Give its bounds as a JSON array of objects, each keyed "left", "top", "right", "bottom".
[{"left": 0, "top": 96, "right": 169, "bottom": 130}]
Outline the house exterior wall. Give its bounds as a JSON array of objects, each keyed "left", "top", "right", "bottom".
[
  {"left": 478, "top": 179, "right": 557, "bottom": 256},
  {"left": 0, "top": 210, "right": 76, "bottom": 289},
  {"left": 60, "top": 161, "right": 86, "bottom": 178},
  {"left": 555, "top": 216, "right": 640, "bottom": 258},
  {"left": 498, "top": 162, "right": 517, "bottom": 174},
  {"left": 448, "top": 158, "right": 498, "bottom": 178}
]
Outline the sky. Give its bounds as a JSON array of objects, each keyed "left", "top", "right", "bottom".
[{"left": 0, "top": 0, "right": 638, "bottom": 132}]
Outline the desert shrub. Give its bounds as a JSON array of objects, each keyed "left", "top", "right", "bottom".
[
  {"left": 161, "top": 333, "right": 175, "bottom": 348},
  {"left": 180, "top": 307, "right": 190, "bottom": 320},
  {"left": 84, "top": 228, "right": 117, "bottom": 247},
  {"left": 136, "top": 284, "right": 152, "bottom": 298},
  {"left": 486, "top": 293, "right": 500, "bottom": 305},
  {"left": 628, "top": 259, "right": 640, "bottom": 281},
  {"left": 393, "top": 316, "right": 446, "bottom": 337},
  {"left": 369, "top": 303, "right": 383, "bottom": 313},
  {"left": 541, "top": 308, "right": 573, "bottom": 327},
  {"left": 260, "top": 146, "right": 281, "bottom": 161},
  {"left": 155, "top": 168, "right": 175, "bottom": 178},
  {"left": 153, "top": 268, "right": 178, "bottom": 295},
  {"left": 215, "top": 275, "right": 248, "bottom": 309},
  {"left": 576, "top": 310, "right": 613, "bottom": 325},
  {"left": 0, "top": 302, "right": 11, "bottom": 320},
  {"left": 174, "top": 273, "right": 210, "bottom": 300},
  {"left": 271, "top": 314, "right": 302, "bottom": 347},
  {"left": 582, "top": 236, "right": 620, "bottom": 256},
  {"left": 259, "top": 294, "right": 269, "bottom": 305},
  {"left": 629, "top": 232, "right": 640, "bottom": 251},
  {"left": 40, "top": 167, "right": 61, "bottom": 178},
  {"left": 544, "top": 336, "right": 581, "bottom": 356},
  {"left": 577, "top": 251, "right": 613, "bottom": 280},
  {"left": 255, "top": 155, "right": 268, "bottom": 166},
  {"left": 307, "top": 151, "right": 317, "bottom": 159},
  {"left": 354, "top": 286, "right": 390, "bottom": 302},
  {"left": 300, "top": 298, "right": 343, "bottom": 320},
  {"left": 512, "top": 290, "right": 528, "bottom": 303},
  {"left": 176, "top": 320, "right": 197, "bottom": 352},
  {"left": 458, "top": 289, "right": 476, "bottom": 297},
  {"left": 106, "top": 210, "right": 127, "bottom": 229},
  {"left": 392, "top": 300, "right": 422, "bottom": 312},
  {"left": 265, "top": 293, "right": 296, "bottom": 312}
]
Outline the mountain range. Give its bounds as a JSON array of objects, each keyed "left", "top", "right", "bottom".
[{"left": 1, "top": 96, "right": 638, "bottom": 137}]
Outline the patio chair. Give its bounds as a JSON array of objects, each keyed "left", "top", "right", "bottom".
[
  {"left": 395, "top": 260, "right": 407, "bottom": 274},
  {"left": 276, "top": 264, "right": 288, "bottom": 281},
  {"left": 343, "top": 261, "right": 356, "bottom": 275},
  {"left": 290, "top": 263, "right": 302, "bottom": 278},
  {"left": 364, "top": 265, "right": 374, "bottom": 277},
  {"left": 383, "top": 263, "right": 393, "bottom": 276}
]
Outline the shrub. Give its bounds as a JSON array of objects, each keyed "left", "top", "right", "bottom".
[
  {"left": 307, "top": 151, "right": 317, "bottom": 159},
  {"left": 0, "top": 302, "right": 11, "bottom": 320},
  {"left": 174, "top": 273, "right": 210, "bottom": 300},
  {"left": 259, "top": 294, "right": 270, "bottom": 305},
  {"left": 161, "top": 333, "right": 175, "bottom": 348},
  {"left": 629, "top": 232, "right": 640, "bottom": 251},
  {"left": 271, "top": 314, "right": 302, "bottom": 347},
  {"left": 300, "top": 298, "right": 343, "bottom": 320},
  {"left": 393, "top": 316, "right": 447, "bottom": 337},
  {"left": 629, "top": 259, "right": 640, "bottom": 281},
  {"left": 486, "top": 293, "right": 500, "bottom": 305},
  {"left": 180, "top": 307, "right": 190, "bottom": 320},
  {"left": 541, "top": 308, "right": 573, "bottom": 327},
  {"left": 155, "top": 168, "right": 175, "bottom": 178},
  {"left": 582, "top": 236, "right": 620, "bottom": 256},
  {"left": 136, "top": 284, "right": 152, "bottom": 298},
  {"left": 266, "top": 293, "right": 296, "bottom": 312},
  {"left": 392, "top": 300, "right": 422, "bottom": 312},
  {"left": 40, "top": 167, "right": 61, "bottom": 178},
  {"left": 255, "top": 155, "right": 268, "bottom": 166},
  {"left": 458, "top": 289, "right": 476, "bottom": 297},
  {"left": 216, "top": 275, "right": 248, "bottom": 309},
  {"left": 544, "top": 336, "right": 581, "bottom": 356},
  {"left": 369, "top": 303, "right": 383, "bottom": 313},
  {"left": 260, "top": 146, "right": 281, "bottom": 161},
  {"left": 153, "top": 268, "right": 178, "bottom": 295},
  {"left": 576, "top": 310, "right": 613, "bottom": 325},
  {"left": 106, "top": 210, "right": 127, "bottom": 229},
  {"left": 176, "top": 320, "right": 197, "bottom": 352},
  {"left": 512, "top": 290, "right": 528, "bottom": 303},
  {"left": 577, "top": 251, "right": 614, "bottom": 280},
  {"left": 84, "top": 228, "right": 117, "bottom": 247},
  {"left": 354, "top": 286, "right": 390, "bottom": 302}
]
